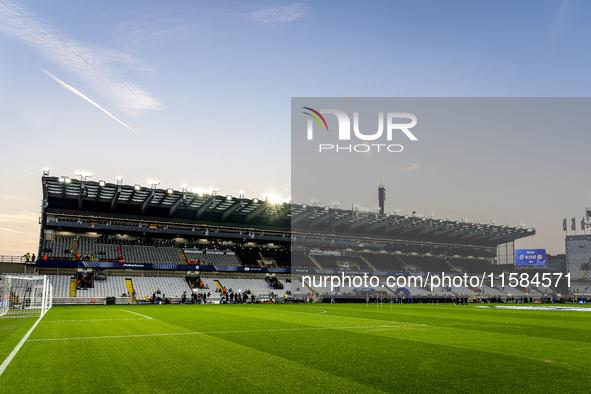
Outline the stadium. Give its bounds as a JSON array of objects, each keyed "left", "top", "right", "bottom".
[
  {"left": 1, "top": 172, "right": 590, "bottom": 392},
  {"left": 2, "top": 2, "right": 591, "bottom": 393}
]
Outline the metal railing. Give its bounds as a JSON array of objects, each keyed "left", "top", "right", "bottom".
[{"left": 0, "top": 256, "right": 25, "bottom": 264}]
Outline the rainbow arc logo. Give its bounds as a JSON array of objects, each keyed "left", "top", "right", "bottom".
[{"left": 302, "top": 107, "right": 328, "bottom": 131}]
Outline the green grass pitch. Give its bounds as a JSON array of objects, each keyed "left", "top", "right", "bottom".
[{"left": 1, "top": 303, "right": 590, "bottom": 393}]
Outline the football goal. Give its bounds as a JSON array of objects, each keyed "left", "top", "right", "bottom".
[{"left": 0, "top": 274, "right": 53, "bottom": 319}]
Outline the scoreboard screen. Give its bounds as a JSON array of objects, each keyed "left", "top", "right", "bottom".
[{"left": 515, "top": 249, "right": 547, "bottom": 266}]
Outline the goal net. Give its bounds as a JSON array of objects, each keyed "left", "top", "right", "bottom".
[{"left": 0, "top": 275, "right": 53, "bottom": 319}]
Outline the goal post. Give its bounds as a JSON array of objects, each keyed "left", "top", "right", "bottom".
[{"left": 0, "top": 274, "right": 53, "bottom": 319}]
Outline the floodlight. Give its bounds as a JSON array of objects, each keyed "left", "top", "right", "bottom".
[
  {"left": 134, "top": 184, "right": 141, "bottom": 190},
  {"left": 167, "top": 188, "right": 174, "bottom": 194},
  {"left": 99, "top": 181, "right": 106, "bottom": 187}
]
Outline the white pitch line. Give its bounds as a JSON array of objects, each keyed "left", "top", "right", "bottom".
[
  {"left": 27, "top": 324, "right": 424, "bottom": 342},
  {"left": 244, "top": 308, "right": 427, "bottom": 326},
  {"left": 42, "top": 318, "right": 145, "bottom": 323},
  {"left": 0, "top": 316, "right": 43, "bottom": 376},
  {"left": 119, "top": 309, "right": 153, "bottom": 319}
]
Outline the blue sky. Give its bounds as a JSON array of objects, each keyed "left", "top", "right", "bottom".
[{"left": 0, "top": 0, "right": 589, "bottom": 256}]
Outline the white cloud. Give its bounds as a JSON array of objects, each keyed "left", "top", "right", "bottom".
[
  {"left": 0, "top": 2, "right": 163, "bottom": 116},
  {"left": 0, "top": 194, "right": 38, "bottom": 203},
  {"left": 403, "top": 163, "right": 421, "bottom": 171},
  {"left": 0, "top": 227, "right": 22, "bottom": 234},
  {"left": 0, "top": 212, "right": 38, "bottom": 223},
  {"left": 43, "top": 69, "right": 137, "bottom": 133},
  {"left": 251, "top": 3, "right": 308, "bottom": 24}
]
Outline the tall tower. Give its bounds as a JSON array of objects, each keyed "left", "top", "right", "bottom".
[{"left": 378, "top": 181, "right": 386, "bottom": 215}]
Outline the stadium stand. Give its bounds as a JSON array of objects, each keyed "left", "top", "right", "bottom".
[
  {"left": 566, "top": 236, "right": 591, "bottom": 279},
  {"left": 447, "top": 258, "right": 503, "bottom": 274},
  {"left": 197, "top": 253, "right": 241, "bottom": 266},
  {"left": 121, "top": 245, "right": 183, "bottom": 264},
  {"left": 41, "top": 236, "right": 74, "bottom": 259},
  {"left": 75, "top": 276, "right": 127, "bottom": 298},
  {"left": 214, "top": 278, "right": 286, "bottom": 297},
  {"left": 47, "top": 274, "right": 71, "bottom": 297},
  {"left": 397, "top": 255, "right": 451, "bottom": 272},
  {"left": 234, "top": 247, "right": 264, "bottom": 267},
  {"left": 312, "top": 255, "right": 371, "bottom": 271},
  {"left": 291, "top": 251, "right": 318, "bottom": 269},
  {"left": 28, "top": 174, "right": 540, "bottom": 305},
  {"left": 130, "top": 276, "right": 191, "bottom": 299},
  {"left": 363, "top": 253, "right": 408, "bottom": 271},
  {"left": 260, "top": 249, "right": 291, "bottom": 268}
]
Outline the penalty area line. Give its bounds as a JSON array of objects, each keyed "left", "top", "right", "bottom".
[
  {"left": 119, "top": 309, "right": 153, "bottom": 319},
  {"left": 42, "top": 318, "right": 145, "bottom": 323},
  {"left": 27, "top": 324, "right": 425, "bottom": 342}
]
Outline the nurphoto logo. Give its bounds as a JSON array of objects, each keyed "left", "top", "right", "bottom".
[{"left": 302, "top": 107, "right": 418, "bottom": 153}]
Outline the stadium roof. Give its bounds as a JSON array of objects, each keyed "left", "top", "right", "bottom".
[{"left": 42, "top": 175, "right": 535, "bottom": 247}]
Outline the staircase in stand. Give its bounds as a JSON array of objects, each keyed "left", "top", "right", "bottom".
[
  {"left": 308, "top": 255, "right": 323, "bottom": 270},
  {"left": 125, "top": 278, "right": 135, "bottom": 302},
  {"left": 360, "top": 256, "right": 377, "bottom": 271},
  {"left": 178, "top": 248, "right": 188, "bottom": 264},
  {"left": 214, "top": 280, "right": 225, "bottom": 296},
  {"left": 69, "top": 278, "right": 77, "bottom": 297},
  {"left": 258, "top": 252, "right": 277, "bottom": 267}
]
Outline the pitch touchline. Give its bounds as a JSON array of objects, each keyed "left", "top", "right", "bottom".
[{"left": 27, "top": 324, "right": 425, "bottom": 342}]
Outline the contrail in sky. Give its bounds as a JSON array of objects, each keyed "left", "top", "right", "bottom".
[{"left": 42, "top": 69, "right": 137, "bottom": 134}]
